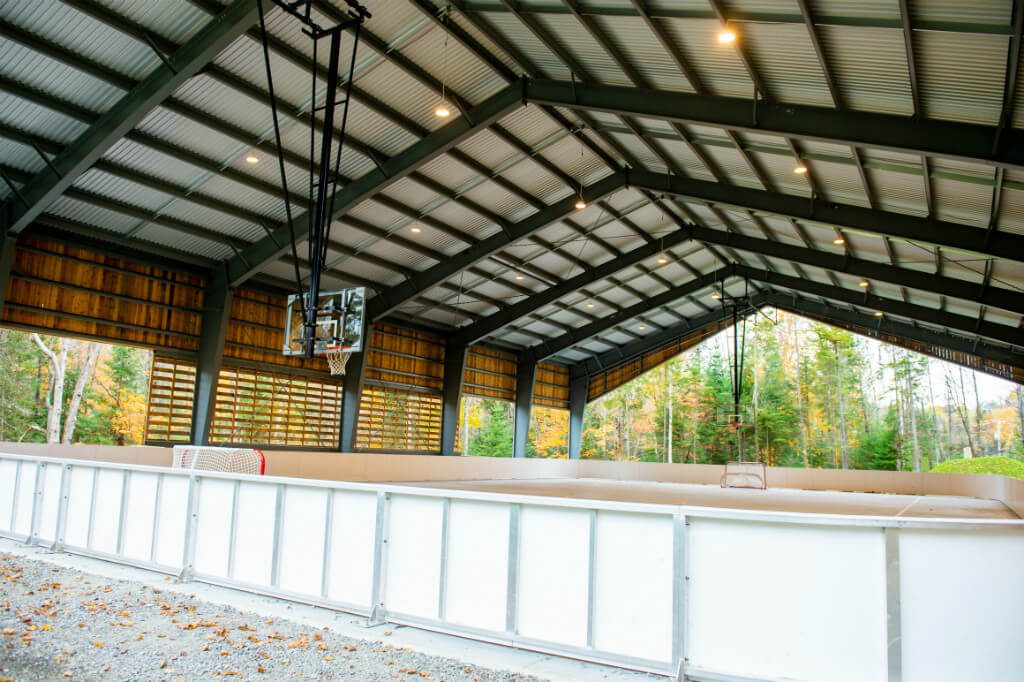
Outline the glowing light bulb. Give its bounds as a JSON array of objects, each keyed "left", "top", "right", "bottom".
[
  {"left": 244, "top": 153, "right": 259, "bottom": 164},
  {"left": 793, "top": 164, "right": 808, "bottom": 174},
  {"left": 586, "top": 302, "right": 595, "bottom": 308},
  {"left": 410, "top": 225, "right": 421, "bottom": 234},
  {"left": 575, "top": 197, "right": 587, "bottom": 210},
  {"left": 858, "top": 280, "right": 870, "bottom": 288},
  {"left": 434, "top": 103, "right": 451, "bottom": 118},
  {"left": 833, "top": 237, "right": 845, "bottom": 245},
  {"left": 711, "top": 292, "right": 722, "bottom": 300},
  {"left": 874, "top": 311, "right": 884, "bottom": 317},
  {"left": 718, "top": 29, "right": 736, "bottom": 44},
  {"left": 638, "top": 324, "right": 646, "bottom": 330},
  {"left": 515, "top": 274, "right": 525, "bottom": 280},
  {"left": 657, "top": 254, "right": 669, "bottom": 264}
]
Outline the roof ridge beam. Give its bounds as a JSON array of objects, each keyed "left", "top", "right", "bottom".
[
  {"left": 524, "top": 80, "right": 1024, "bottom": 169},
  {"left": 366, "top": 172, "right": 626, "bottom": 320},
  {"left": 0, "top": 0, "right": 260, "bottom": 235},
  {"left": 523, "top": 265, "right": 736, "bottom": 363},
  {"left": 627, "top": 169, "right": 1024, "bottom": 265},
  {"left": 224, "top": 82, "right": 525, "bottom": 287}
]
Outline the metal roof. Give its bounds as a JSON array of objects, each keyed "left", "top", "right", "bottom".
[{"left": 1, "top": 0, "right": 1023, "bottom": 378}]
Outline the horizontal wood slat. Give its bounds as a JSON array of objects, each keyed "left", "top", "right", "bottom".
[
  {"left": 355, "top": 386, "right": 442, "bottom": 453},
  {"left": 534, "top": 361, "right": 569, "bottom": 409},
  {"left": 464, "top": 345, "right": 516, "bottom": 401},
  {"left": 145, "top": 355, "right": 196, "bottom": 444}
]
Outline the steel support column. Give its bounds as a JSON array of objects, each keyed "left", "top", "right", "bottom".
[
  {"left": 190, "top": 266, "right": 233, "bottom": 445},
  {"left": 567, "top": 374, "right": 588, "bottom": 460},
  {"left": 339, "top": 328, "right": 372, "bottom": 452},
  {"left": 513, "top": 354, "right": 536, "bottom": 458},
  {"left": 440, "top": 340, "right": 467, "bottom": 456},
  {"left": 0, "top": 234, "right": 17, "bottom": 318}
]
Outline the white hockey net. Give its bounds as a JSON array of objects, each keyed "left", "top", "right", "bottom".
[
  {"left": 172, "top": 446, "right": 266, "bottom": 476},
  {"left": 720, "top": 461, "right": 767, "bottom": 490}
]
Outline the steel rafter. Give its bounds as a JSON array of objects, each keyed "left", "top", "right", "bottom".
[
  {"left": 0, "top": 0, "right": 261, "bottom": 235},
  {"left": 734, "top": 265, "right": 1024, "bottom": 348},
  {"left": 521, "top": 265, "right": 735, "bottom": 362},
  {"left": 523, "top": 80, "right": 1024, "bottom": 169},
  {"left": 628, "top": 169, "right": 1024, "bottom": 266}
]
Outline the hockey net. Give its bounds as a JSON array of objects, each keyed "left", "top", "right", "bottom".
[
  {"left": 172, "top": 445, "right": 266, "bottom": 476},
  {"left": 720, "top": 461, "right": 767, "bottom": 490}
]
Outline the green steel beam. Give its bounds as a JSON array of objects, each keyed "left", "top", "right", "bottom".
[
  {"left": 0, "top": 0, "right": 260, "bottom": 236},
  {"left": 524, "top": 80, "right": 1024, "bottom": 169},
  {"left": 523, "top": 265, "right": 736, "bottom": 362},
  {"left": 628, "top": 169, "right": 1024, "bottom": 265},
  {"left": 224, "top": 83, "right": 525, "bottom": 287},
  {"left": 735, "top": 265, "right": 1024, "bottom": 348},
  {"left": 366, "top": 172, "right": 626, "bottom": 320}
]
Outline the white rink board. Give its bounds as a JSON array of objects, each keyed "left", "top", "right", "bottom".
[
  {"left": 687, "top": 518, "right": 888, "bottom": 682},
  {"left": 443, "top": 499, "right": 510, "bottom": 632},
  {"left": 2, "top": 451, "right": 1023, "bottom": 682},
  {"left": 516, "top": 506, "right": 591, "bottom": 648},
  {"left": 900, "top": 529, "right": 1024, "bottom": 682}
]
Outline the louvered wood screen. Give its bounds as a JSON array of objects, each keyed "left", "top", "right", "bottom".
[
  {"left": 144, "top": 355, "right": 197, "bottom": 444},
  {"left": 463, "top": 346, "right": 516, "bottom": 401},
  {"left": 210, "top": 366, "right": 342, "bottom": 448},
  {"left": 355, "top": 386, "right": 442, "bottom": 452},
  {"left": 534, "top": 362, "right": 570, "bottom": 409}
]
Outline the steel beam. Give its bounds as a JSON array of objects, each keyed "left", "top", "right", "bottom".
[
  {"left": 629, "top": 170, "right": 1024, "bottom": 264},
  {"left": 512, "top": 354, "right": 536, "bottom": 458},
  {"left": 225, "top": 83, "right": 524, "bottom": 287},
  {"left": 567, "top": 374, "right": 588, "bottom": 460},
  {"left": 0, "top": 0, "right": 260, "bottom": 236},
  {"left": 678, "top": 223, "right": 1024, "bottom": 317},
  {"left": 523, "top": 265, "right": 735, "bottom": 362},
  {"left": 450, "top": 224, "right": 695, "bottom": 346},
  {"left": 735, "top": 265, "right": 1024, "bottom": 348},
  {"left": 440, "top": 340, "right": 468, "bottom": 456},
  {"left": 523, "top": 80, "right": 1024, "bottom": 169},
  {"left": 367, "top": 172, "right": 626, "bottom": 320},
  {"left": 571, "top": 296, "right": 766, "bottom": 378},
  {"left": 764, "top": 292, "right": 1024, "bottom": 373},
  {"left": 190, "top": 266, "right": 233, "bottom": 445}
]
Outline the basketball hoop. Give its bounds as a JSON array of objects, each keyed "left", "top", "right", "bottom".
[{"left": 324, "top": 346, "right": 351, "bottom": 376}]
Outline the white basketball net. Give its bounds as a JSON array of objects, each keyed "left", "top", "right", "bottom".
[
  {"left": 325, "top": 347, "right": 351, "bottom": 376},
  {"left": 172, "top": 446, "right": 265, "bottom": 476}
]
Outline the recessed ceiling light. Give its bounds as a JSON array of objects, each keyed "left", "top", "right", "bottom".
[
  {"left": 244, "top": 152, "right": 259, "bottom": 164},
  {"left": 711, "top": 291, "right": 722, "bottom": 300},
  {"left": 858, "top": 280, "right": 870, "bottom": 288},
  {"left": 586, "top": 302, "right": 595, "bottom": 308},
  {"left": 515, "top": 274, "right": 525, "bottom": 280},
  {"left": 833, "top": 237, "right": 845, "bottom": 245},
  {"left": 657, "top": 254, "right": 669, "bottom": 264},
  {"left": 718, "top": 29, "right": 736, "bottom": 44},
  {"left": 638, "top": 324, "right": 646, "bottom": 330},
  {"left": 434, "top": 103, "right": 451, "bottom": 118},
  {"left": 874, "top": 311, "right": 884, "bottom": 317},
  {"left": 793, "top": 164, "right": 808, "bottom": 174},
  {"left": 575, "top": 197, "right": 587, "bottom": 210}
]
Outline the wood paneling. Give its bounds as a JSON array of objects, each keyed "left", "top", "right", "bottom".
[
  {"left": 534, "top": 361, "right": 570, "bottom": 409},
  {"left": 463, "top": 345, "right": 516, "bottom": 401},
  {"left": 145, "top": 355, "right": 196, "bottom": 444}
]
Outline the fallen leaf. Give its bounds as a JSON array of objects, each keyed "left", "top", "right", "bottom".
[
  {"left": 257, "top": 667, "right": 266, "bottom": 674},
  {"left": 92, "top": 641, "right": 105, "bottom": 648},
  {"left": 323, "top": 655, "right": 334, "bottom": 661}
]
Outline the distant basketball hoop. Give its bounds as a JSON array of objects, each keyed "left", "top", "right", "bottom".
[
  {"left": 715, "top": 403, "right": 753, "bottom": 429},
  {"left": 283, "top": 287, "right": 365, "bottom": 375}
]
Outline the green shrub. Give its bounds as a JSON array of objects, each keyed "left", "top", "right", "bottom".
[{"left": 930, "top": 456, "right": 1024, "bottom": 480}]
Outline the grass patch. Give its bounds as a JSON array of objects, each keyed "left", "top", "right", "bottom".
[{"left": 930, "top": 456, "right": 1024, "bottom": 479}]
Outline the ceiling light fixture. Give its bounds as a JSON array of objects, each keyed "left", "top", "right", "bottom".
[
  {"left": 586, "top": 302, "right": 595, "bottom": 308},
  {"left": 858, "top": 280, "right": 870, "bottom": 288},
  {"left": 793, "top": 164, "right": 808, "bottom": 174},
  {"left": 435, "top": 12, "right": 451, "bottom": 118},
  {"left": 410, "top": 224, "right": 422, "bottom": 233},
  {"left": 638, "top": 324, "right": 646, "bottom": 330},
  {"left": 515, "top": 274, "right": 525, "bottom": 280},
  {"left": 711, "top": 291, "right": 722, "bottom": 300},
  {"left": 718, "top": 28, "right": 736, "bottom": 44},
  {"left": 874, "top": 311, "right": 884, "bottom": 317},
  {"left": 657, "top": 254, "right": 669, "bottom": 265},
  {"left": 244, "top": 152, "right": 259, "bottom": 164},
  {"left": 575, "top": 194, "right": 587, "bottom": 210},
  {"left": 833, "top": 237, "right": 845, "bottom": 245}
]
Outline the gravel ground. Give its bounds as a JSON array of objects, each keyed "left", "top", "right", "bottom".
[{"left": 0, "top": 553, "right": 543, "bottom": 682}]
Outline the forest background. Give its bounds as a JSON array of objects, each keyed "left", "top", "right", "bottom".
[{"left": 3, "top": 308, "right": 1023, "bottom": 472}]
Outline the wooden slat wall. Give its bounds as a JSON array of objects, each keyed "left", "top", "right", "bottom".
[
  {"left": 587, "top": 321, "right": 731, "bottom": 401},
  {"left": 534, "top": 361, "right": 570, "bottom": 409},
  {"left": 355, "top": 386, "right": 442, "bottom": 452},
  {"left": 211, "top": 366, "right": 342, "bottom": 448},
  {"left": 3, "top": 236, "right": 203, "bottom": 353},
  {"left": 224, "top": 288, "right": 328, "bottom": 374},
  {"left": 463, "top": 346, "right": 516, "bottom": 401},
  {"left": 145, "top": 355, "right": 197, "bottom": 444},
  {"left": 356, "top": 324, "right": 446, "bottom": 452}
]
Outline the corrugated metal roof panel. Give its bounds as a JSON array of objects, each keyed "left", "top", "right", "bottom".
[
  {"left": 592, "top": 15, "right": 696, "bottom": 91},
  {"left": 659, "top": 18, "right": 754, "bottom": 98},
  {"left": 394, "top": 22, "right": 506, "bottom": 105},
  {"left": 212, "top": 34, "right": 313, "bottom": 117},
  {"left": 808, "top": 158, "right": 870, "bottom": 207},
  {"left": 808, "top": 0, "right": 900, "bottom": 23},
  {"left": 997, "top": 186, "right": 1024, "bottom": 237},
  {"left": 1, "top": 0, "right": 159, "bottom": 81},
  {"left": 863, "top": 165, "right": 929, "bottom": 217},
  {"left": 475, "top": 10, "right": 572, "bottom": 79},
  {"left": 740, "top": 21, "right": 833, "bottom": 106},
  {"left": 817, "top": 25, "right": 912, "bottom": 115},
  {"left": 455, "top": 127, "right": 519, "bottom": 171},
  {"left": 104, "top": 138, "right": 209, "bottom": 191},
  {"left": 913, "top": 0, "right": 1011, "bottom": 25},
  {"left": 498, "top": 156, "right": 572, "bottom": 205},
  {"left": 701, "top": 144, "right": 763, "bottom": 189},
  {"left": 46, "top": 196, "right": 142, "bottom": 235},
  {"left": 748, "top": 150, "right": 813, "bottom": 198},
  {"left": 931, "top": 174, "right": 992, "bottom": 229},
  {"left": 495, "top": 104, "right": 564, "bottom": 149},
  {"left": 91, "top": 0, "right": 210, "bottom": 44},
  {"left": 447, "top": 6, "right": 521, "bottom": 77},
  {"left": 461, "top": 179, "right": 534, "bottom": 221},
  {"left": 535, "top": 131, "right": 615, "bottom": 185},
  {"left": 73, "top": 168, "right": 175, "bottom": 213},
  {"left": 158, "top": 200, "right": 265, "bottom": 243},
  {"left": 915, "top": 31, "right": 1008, "bottom": 125},
  {"left": 1, "top": 41, "right": 124, "bottom": 113},
  {"left": 655, "top": 137, "right": 720, "bottom": 183},
  {"left": 193, "top": 174, "right": 284, "bottom": 222},
  {"left": 0, "top": 135, "right": 42, "bottom": 174},
  {"left": 349, "top": 57, "right": 442, "bottom": 133},
  {"left": 136, "top": 106, "right": 241, "bottom": 164}
]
